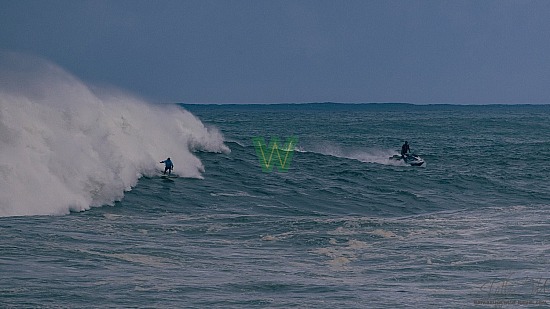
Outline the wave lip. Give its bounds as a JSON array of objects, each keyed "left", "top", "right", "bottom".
[{"left": 0, "top": 53, "right": 229, "bottom": 217}]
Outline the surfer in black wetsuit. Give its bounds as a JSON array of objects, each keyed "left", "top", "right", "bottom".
[
  {"left": 160, "top": 158, "right": 174, "bottom": 175},
  {"left": 401, "top": 141, "right": 410, "bottom": 159}
]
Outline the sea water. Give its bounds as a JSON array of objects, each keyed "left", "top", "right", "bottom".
[{"left": 2, "top": 62, "right": 550, "bottom": 308}]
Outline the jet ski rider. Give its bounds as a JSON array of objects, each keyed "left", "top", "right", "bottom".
[{"left": 401, "top": 141, "right": 410, "bottom": 159}]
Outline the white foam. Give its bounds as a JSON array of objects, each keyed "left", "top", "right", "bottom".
[
  {"left": 0, "top": 53, "right": 229, "bottom": 217},
  {"left": 304, "top": 143, "right": 407, "bottom": 166}
]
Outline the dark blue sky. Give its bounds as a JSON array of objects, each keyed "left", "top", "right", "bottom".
[{"left": 1, "top": 0, "right": 549, "bottom": 103}]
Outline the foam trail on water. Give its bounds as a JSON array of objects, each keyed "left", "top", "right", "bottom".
[
  {"left": 0, "top": 53, "right": 229, "bottom": 217},
  {"left": 301, "top": 143, "right": 406, "bottom": 166}
]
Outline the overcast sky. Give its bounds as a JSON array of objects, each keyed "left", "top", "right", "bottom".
[{"left": 1, "top": 0, "right": 549, "bottom": 103}]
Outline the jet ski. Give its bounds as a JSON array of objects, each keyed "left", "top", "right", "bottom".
[{"left": 389, "top": 153, "right": 425, "bottom": 166}]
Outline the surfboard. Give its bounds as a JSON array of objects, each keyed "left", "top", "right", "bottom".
[
  {"left": 160, "top": 175, "right": 175, "bottom": 182},
  {"left": 160, "top": 175, "right": 178, "bottom": 179}
]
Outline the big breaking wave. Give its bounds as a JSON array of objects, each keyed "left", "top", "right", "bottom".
[{"left": 0, "top": 53, "right": 229, "bottom": 217}]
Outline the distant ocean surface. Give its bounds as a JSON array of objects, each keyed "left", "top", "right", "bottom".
[{"left": 2, "top": 96, "right": 550, "bottom": 306}]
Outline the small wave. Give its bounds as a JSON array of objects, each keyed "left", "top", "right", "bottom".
[
  {"left": 225, "top": 140, "right": 245, "bottom": 148},
  {"left": 209, "top": 191, "right": 255, "bottom": 197},
  {"left": 368, "top": 229, "right": 404, "bottom": 239}
]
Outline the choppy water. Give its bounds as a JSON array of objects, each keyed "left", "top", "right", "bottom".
[{"left": 2, "top": 99, "right": 550, "bottom": 307}]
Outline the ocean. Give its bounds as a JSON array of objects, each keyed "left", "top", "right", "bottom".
[{"left": 2, "top": 80, "right": 550, "bottom": 307}]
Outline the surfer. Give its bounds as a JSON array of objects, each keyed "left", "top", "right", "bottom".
[
  {"left": 401, "top": 141, "right": 410, "bottom": 159},
  {"left": 160, "top": 158, "right": 174, "bottom": 175}
]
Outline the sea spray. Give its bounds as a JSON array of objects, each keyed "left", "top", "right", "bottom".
[
  {"left": 301, "top": 142, "right": 406, "bottom": 166},
  {"left": 0, "top": 53, "right": 229, "bottom": 216}
]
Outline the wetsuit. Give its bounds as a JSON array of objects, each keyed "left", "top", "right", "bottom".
[
  {"left": 161, "top": 159, "right": 173, "bottom": 175},
  {"left": 401, "top": 143, "right": 410, "bottom": 157}
]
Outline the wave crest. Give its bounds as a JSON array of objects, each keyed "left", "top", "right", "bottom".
[{"left": 0, "top": 53, "right": 229, "bottom": 216}]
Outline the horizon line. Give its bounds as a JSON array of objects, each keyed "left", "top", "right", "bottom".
[{"left": 173, "top": 102, "right": 550, "bottom": 106}]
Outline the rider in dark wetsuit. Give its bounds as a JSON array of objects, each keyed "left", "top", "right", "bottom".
[
  {"left": 160, "top": 157, "right": 174, "bottom": 175},
  {"left": 401, "top": 141, "right": 410, "bottom": 159}
]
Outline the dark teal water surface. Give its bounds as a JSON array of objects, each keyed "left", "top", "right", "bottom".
[{"left": 2, "top": 104, "right": 550, "bottom": 308}]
